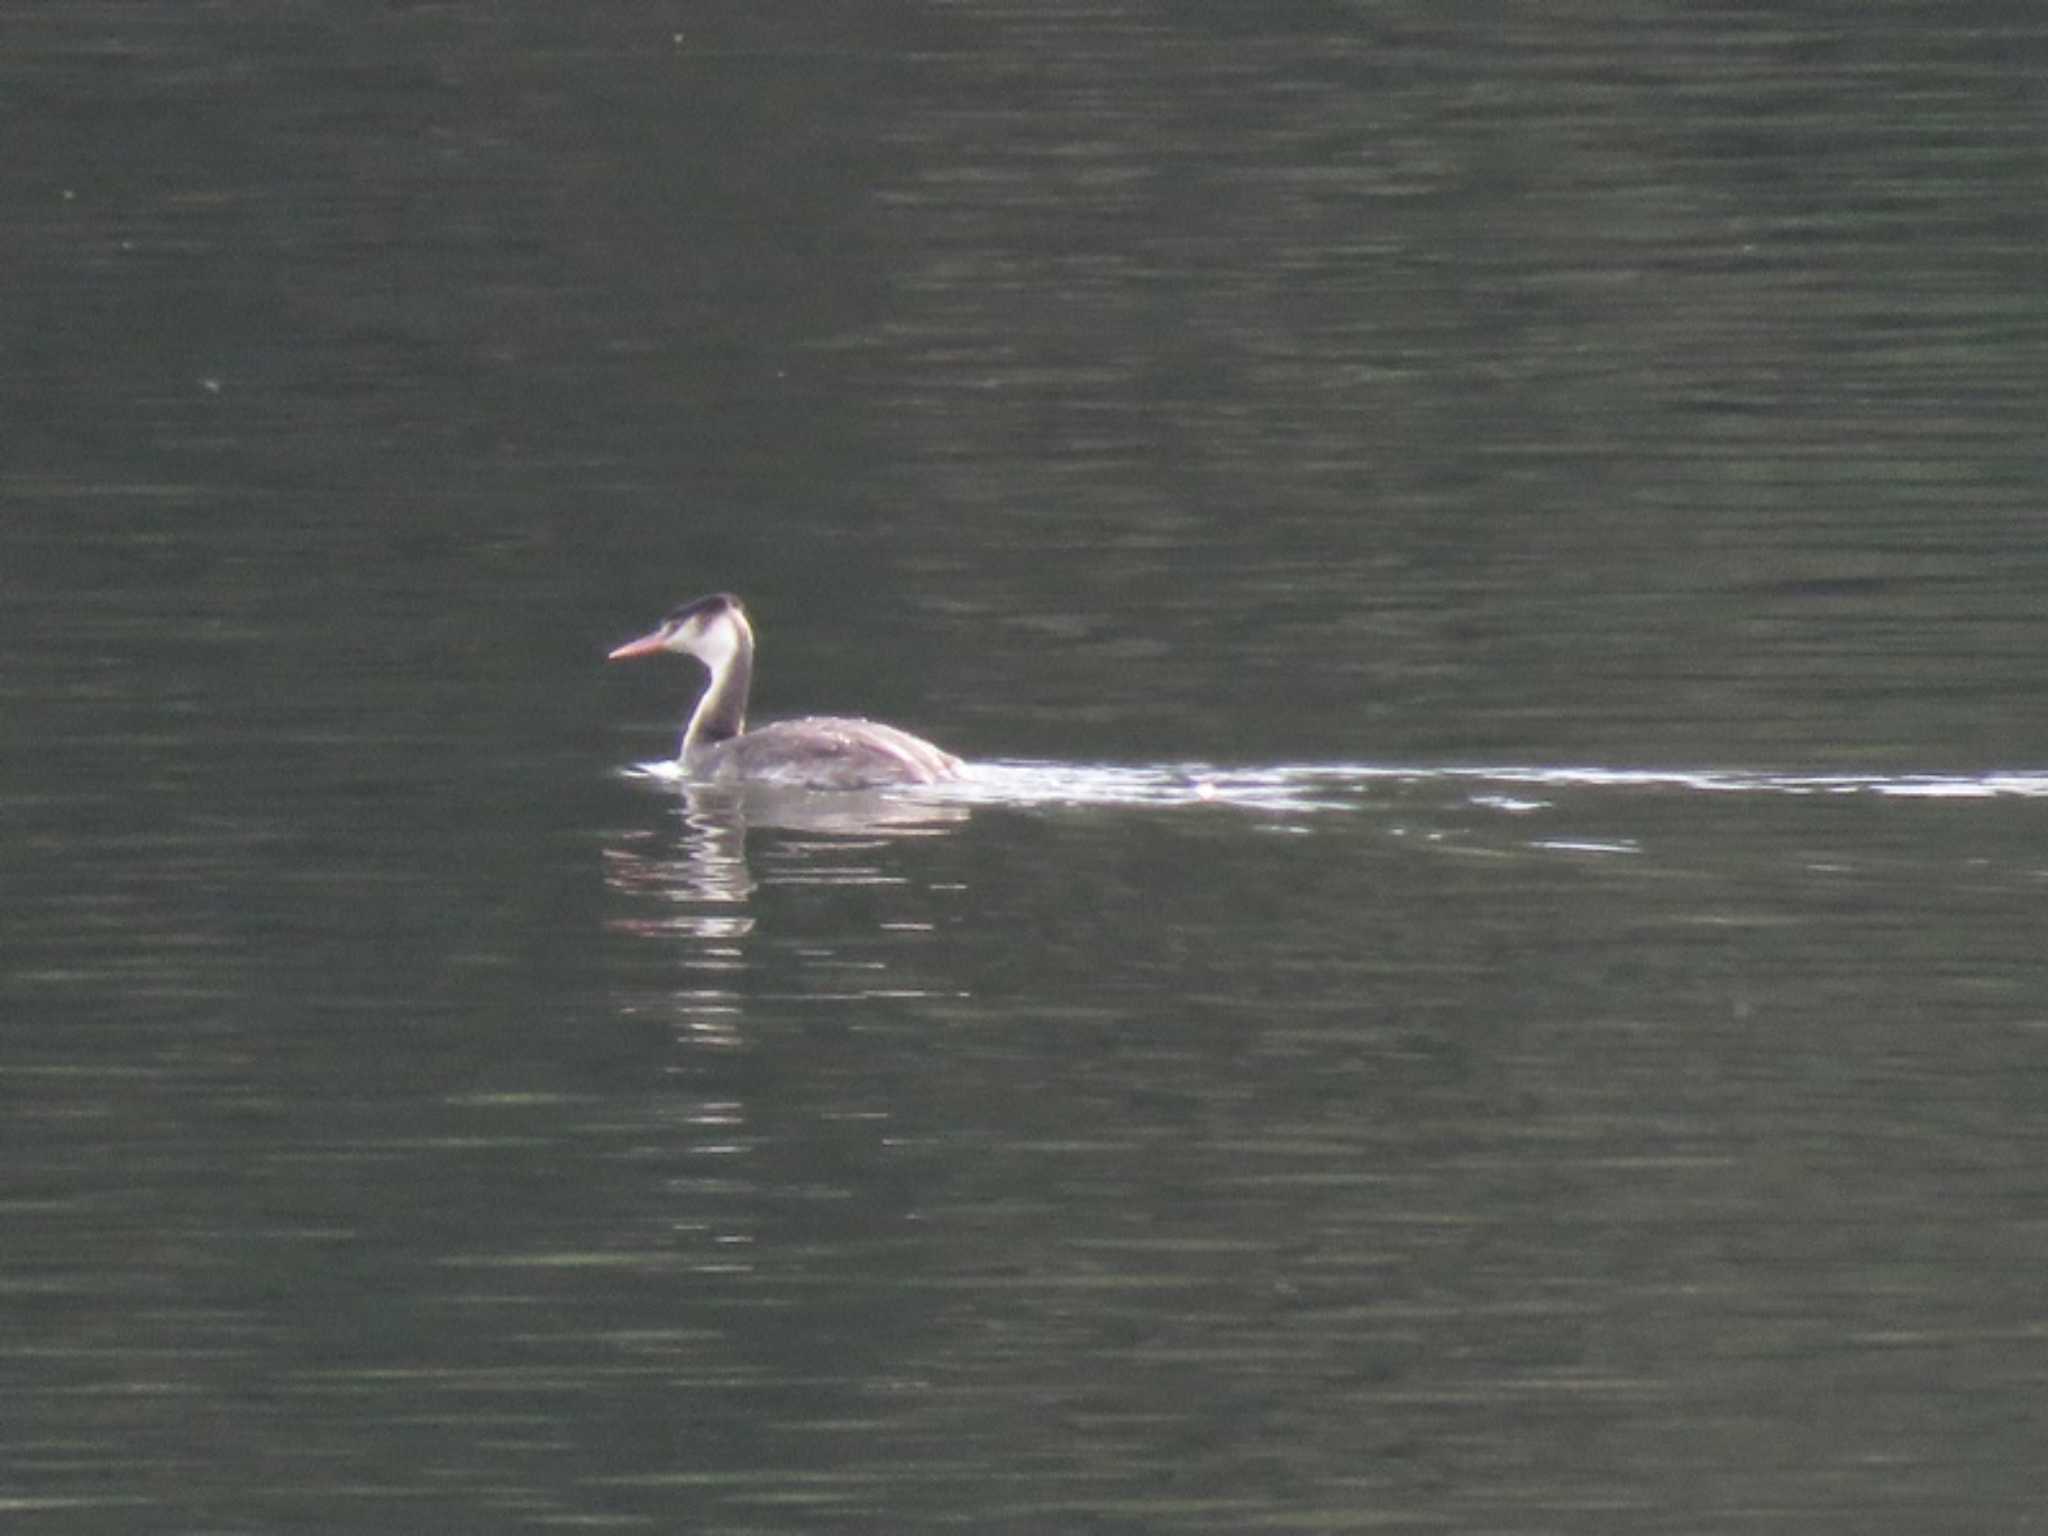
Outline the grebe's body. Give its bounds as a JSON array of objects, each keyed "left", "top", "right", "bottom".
[{"left": 608, "top": 593, "right": 961, "bottom": 790}]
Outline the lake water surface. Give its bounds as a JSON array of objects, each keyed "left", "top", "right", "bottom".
[{"left": 6, "top": 4, "right": 2048, "bottom": 1532}]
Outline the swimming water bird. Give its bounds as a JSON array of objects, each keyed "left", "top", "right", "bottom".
[{"left": 607, "top": 593, "right": 962, "bottom": 789}]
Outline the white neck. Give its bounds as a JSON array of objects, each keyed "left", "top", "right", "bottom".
[{"left": 681, "top": 611, "right": 754, "bottom": 758}]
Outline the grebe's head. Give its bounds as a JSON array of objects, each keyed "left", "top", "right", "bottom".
[{"left": 607, "top": 592, "right": 752, "bottom": 668}]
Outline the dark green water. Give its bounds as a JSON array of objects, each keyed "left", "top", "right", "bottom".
[{"left": 6, "top": 5, "right": 2048, "bottom": 1531}]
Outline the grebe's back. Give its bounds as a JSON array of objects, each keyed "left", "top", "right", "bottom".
[{"left": 691, "top": 717, "right": 961, "bottom": 789}]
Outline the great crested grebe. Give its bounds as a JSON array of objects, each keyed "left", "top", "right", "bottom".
[{"left": 607, "top": 593, "right": 962, "bottom": 789}]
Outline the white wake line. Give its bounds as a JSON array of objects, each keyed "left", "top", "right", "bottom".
[
  {"left": 1409, "top": 766, "right": 2048, "bottom": 799},
  {"left": 957, "top": 761, "right": 2048, "bottom": 806},
  {"left": 621, "top": 759, "right": 2048, "bottom": 809}
]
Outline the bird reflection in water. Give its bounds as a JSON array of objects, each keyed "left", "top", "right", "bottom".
[
  {"left": 598, "top": 782, "right": 966, "bottom": 937},
  {"left": 603, "top": 779, "right": 969, "bottom": 1050}
]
